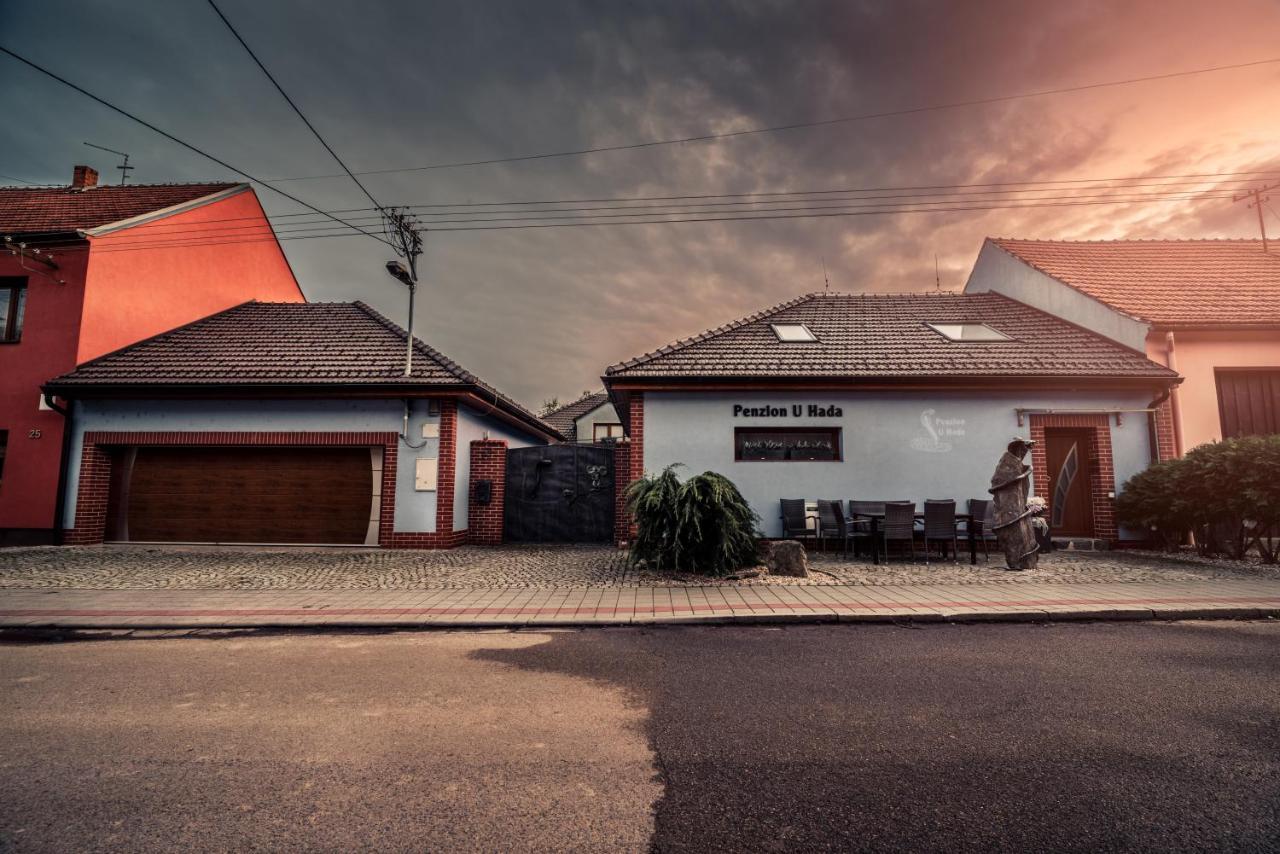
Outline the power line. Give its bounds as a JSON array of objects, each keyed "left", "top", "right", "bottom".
[
  {"left": 44, "top": 182, "right": 1245, "bottom": 239},
  {"left": 205, "top": 0, "right": 384, "bottom": 212},
  {"left": 14, "top": 171, "right": 1266, "bottom": 238},
  {"left": 0, "top": 173, "right": 44, "bottom": 186},
  {"left": 0, "top": 43, "right": 392, "bottom": 247},
  {"left": 54, "top": 191, "right": 1243, "bottom": 250},
  {"left": 266, "top": 57, "right": 1280, "bottom": 181},
  {"left": 14, "top": 185, "right": 1243, "bottom": 249},
  {"left": 71, "top": 189, "right": 1243, "bottom": 243}
]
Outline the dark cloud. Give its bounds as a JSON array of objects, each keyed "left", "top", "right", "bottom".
[{"left": 2, "top": 0, "right": 1277, "bottom": 405}]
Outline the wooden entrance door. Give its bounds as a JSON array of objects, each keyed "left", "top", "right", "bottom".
[{"left": 1044, "top": 429, "right": 1093, "bottom": 537}]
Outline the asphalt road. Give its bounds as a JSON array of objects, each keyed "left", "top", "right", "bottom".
[{"left": 2, "top": 622, "right": 1279, "bottom": 852}]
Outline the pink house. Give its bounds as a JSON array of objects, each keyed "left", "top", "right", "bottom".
[{"left": 965, "top": 239, "right": 1280, "bottom": 457}]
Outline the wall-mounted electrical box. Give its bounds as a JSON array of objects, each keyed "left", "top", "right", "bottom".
[
  {"left": 421, "top": 423, "right": 440, "bottom": 439},
  {"left": 414, "top": 458, "right": 439, "bottom": 491},
  {"left": 474, "top": 479, "right": 493, "bottom": 506}
]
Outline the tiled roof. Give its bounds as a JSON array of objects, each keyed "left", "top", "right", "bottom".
[
  {"left": 0, "top": 182, "right": 240, "bottom": 234},
  {"left": 990, "top": 238, "right": 1280, "bottom": 327},
  {"left": 45, "top": 301, "right": 560, "bottom": 438},
  {"left": 543, "top": 392, "right": 610, "bottom": 435},
  {"left": 605, "top": 292, "right": 1177, "bottom": 380}
]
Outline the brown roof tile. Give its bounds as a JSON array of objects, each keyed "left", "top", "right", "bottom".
[
  {"left": 990, "top": 238, "right": 1280, "bottom": 327},
  {"left": 605, "top": 292, "right": 1177, "bottom": 381},
  {"left": 45, "top": 301, "right": 560, "bottom": 438},
  {"left": 0, "top": 182, "right": 241, "bottom": 234},
  {"left": 543, "top": 392, "right": 610, "bottom": 435}
]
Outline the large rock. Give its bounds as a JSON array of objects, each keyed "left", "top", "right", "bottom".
[{"left": 767, "top": 540, "right": 809, "bottom": 577}]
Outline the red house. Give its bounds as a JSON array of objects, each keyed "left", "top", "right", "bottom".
[{"left": 0, "top": 165, "right": 305, "bottom": 544}]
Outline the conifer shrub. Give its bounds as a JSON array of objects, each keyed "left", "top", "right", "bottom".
[{"left": 625, "top": 464, "right": 761, "bottom": 575}]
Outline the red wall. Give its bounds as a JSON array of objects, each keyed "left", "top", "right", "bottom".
[
  {"left": 0, "top": 186, "right": 305, "bottom": 540},
  {"left": 78, "top": 187, "right": 304, "bottom": 362},
  {"left": 0, "top": 246, "right": 90, "bottom": 534}
]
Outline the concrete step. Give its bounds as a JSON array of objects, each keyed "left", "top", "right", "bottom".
[{"left": 1052, "top": 537, "right": 1110, "bottom": 551}]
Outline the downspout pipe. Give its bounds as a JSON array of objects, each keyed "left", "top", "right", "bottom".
[
  {"left": 1164, "top": 332, "right": 1183, "bottom": 457},
  {"left": 42, "top": 391, "right": 72, "bottom": 544}
]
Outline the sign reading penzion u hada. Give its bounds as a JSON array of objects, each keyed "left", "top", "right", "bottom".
[{"left": 732, "top": 404, "right": 843, "bottom": 417}]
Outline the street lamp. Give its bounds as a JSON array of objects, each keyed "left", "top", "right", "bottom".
[{"left": 385, "top": 259, "right": 417, "bottom": 376}]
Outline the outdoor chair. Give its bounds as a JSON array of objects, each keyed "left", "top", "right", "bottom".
[
  {"left": 965, "top": 498, "right": 999, "bottom": 562},
  {"left": 816, "top": 500, "right": 843, "bottom": 553},
  {"left": 848, "top": 500, "right": 885, "bottom": 518},
  {"left": 780, "top": 499, "right": 816, "bottom": 543},
  {"left": 923, "top": 499, "right": 960, "bottom": 564},
  {"left": 881, "top": 501, "right": 917, "bottom": 561},
  {"left": 820, "top": 500, "right": 874, "bottom": 558}
]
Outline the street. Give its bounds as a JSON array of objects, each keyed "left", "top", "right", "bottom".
[{"left": 3, "top": 622, "right": 1279, "bottom": 852}]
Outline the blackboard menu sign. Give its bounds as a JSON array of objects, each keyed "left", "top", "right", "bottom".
[{"left": 734, "top": 427, "right": 842, "bottom": 461}]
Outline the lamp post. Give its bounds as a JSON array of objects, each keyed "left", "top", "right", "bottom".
[
  {"left": 385, "top": 258, "right": 417, "bottom": 376},
  {"left": 382, "top": 207, "right": 425, "bottom": 377}
]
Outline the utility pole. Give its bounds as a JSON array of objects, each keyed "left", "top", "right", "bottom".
[
  {"left": 1233, "top": 182, "right": 1278, "bottom": 253},
  {"left": 382, "top": 207, "right": 425, "bottom": 376}
]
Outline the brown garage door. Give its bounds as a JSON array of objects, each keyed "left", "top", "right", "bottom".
[{"left": 115, "top": 447, "right": 374, "bottom": 544}]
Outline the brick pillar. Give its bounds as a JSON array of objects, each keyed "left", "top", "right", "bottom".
[
  {"left": 613, "top": 438, "right": 633, "bottom": 547},
  {"left": 467, "top": 439, "right": 507, "bottom": 545},
  {"left": 434, "top": 400, "right": 459, "bottom": 543},
  {"left": 624, "top": 394, "right": 644, "bottom": 544},
  {"left": 1153, "top": 398, "right": 1177, "bottom": 461},
  {"left": 67, "top": 441, "right": 112, "bottom": 544}
]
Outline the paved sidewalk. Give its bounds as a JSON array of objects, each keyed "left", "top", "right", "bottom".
[{"left": 2, "top": 579, "right": 1279, "bottom": 628}]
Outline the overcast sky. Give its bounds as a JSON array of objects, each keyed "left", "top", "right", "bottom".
[{"left": 3, "top": 0, "right": 1278, "bottom": 408}]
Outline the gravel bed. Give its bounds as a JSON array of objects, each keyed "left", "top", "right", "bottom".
[{"left": 1, "top": 544, "right": 1277, "bottom": 590}]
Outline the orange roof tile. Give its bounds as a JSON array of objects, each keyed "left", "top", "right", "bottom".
[{"left": 991, "top": 238, "right": 1280, "bottom": 327}]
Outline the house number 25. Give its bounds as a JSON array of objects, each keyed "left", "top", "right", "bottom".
[{"left": 28, "top": 429, "right": 42, "bottom": 439}]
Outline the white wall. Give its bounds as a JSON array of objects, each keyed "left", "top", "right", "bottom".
[
  {"left": 964, "top": 242, "right": 1151, "bottom": 352},
  {"left": 574, "top": 400, "right": 622, "bottom": 442},
  {"left": 642, "top": 389, "right": 1157, "bottom": 539}
]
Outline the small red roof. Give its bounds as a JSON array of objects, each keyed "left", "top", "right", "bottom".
[
  {"left": 0, "top": 182, "right": 241, "bottom": 235},
  {"left": 990, "top": 238, "right": 1280, "bottom": 328}
]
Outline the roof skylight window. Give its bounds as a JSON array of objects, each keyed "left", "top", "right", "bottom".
[
  {"left": 771, "top": 323, "right": 818, "bottom": 342},
  {"left": 926, "top": 322, "right": 1012, "bottom": 342}
]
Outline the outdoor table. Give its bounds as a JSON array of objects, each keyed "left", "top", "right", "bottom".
[{"left": 852, "top": 511, "right": 978, "bottom": 566}]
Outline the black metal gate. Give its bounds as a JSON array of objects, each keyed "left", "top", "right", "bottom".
[{"left": 503, "top": 444, "right": 615, "bottom": 543}]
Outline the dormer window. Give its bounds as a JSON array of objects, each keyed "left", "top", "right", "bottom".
[
  {"left": 926, "top": 322, "right": 1011, "bottom": 342},
  {"left": 771, "top": 323, "right": 817, "bottom": 342}
]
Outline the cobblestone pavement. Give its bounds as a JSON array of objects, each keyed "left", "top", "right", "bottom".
[{"left": 0, "top": 544, "right": 1274, "bottom": 590}]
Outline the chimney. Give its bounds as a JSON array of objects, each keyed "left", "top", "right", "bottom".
[{"left": 71, "top": 165, "right": 99, "bottom": 189}]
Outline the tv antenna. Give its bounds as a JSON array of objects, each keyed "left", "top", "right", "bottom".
[
  {"left": 934, "top": 254, "right": 942, "bottom": 292},
  {"left": 83, "top": 141, "right": 134, "bottom": 184},
  {"left": 821, "top": 256, "right": 830, "bottom": 292}
]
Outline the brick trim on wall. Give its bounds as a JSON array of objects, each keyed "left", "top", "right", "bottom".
[
  {"left": 1153, "top": 399, "right": 1177, "bottom": 462},
  {"left": 65, "top": 428, "right": 466, "bottom": 549},
  {"left": 617, "top": 393, "right": 644, "bottom": 546},
  {"left": 613, "top": 439, "right": 633, "bottom": 547},
  {"left": 1027, "top": 414, "right": 1117, "bottom": 542},
  {"left": 467, "top": 439, "right": 507, "bottom": 545}
]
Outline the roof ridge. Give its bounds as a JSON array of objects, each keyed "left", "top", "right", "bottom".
[
  {"left": 605, "top": 292, "right": 817, "bottom": 375},
  {"left": 0, "top": 181, "right": 242, "bottom": 191},
  {"left": 350, "top": 300, "right": 478, "bottom": 384},
  {"left": 992, "top": 236, "right": 1267, "bottom": 245},
  {"left": 351, "top": 301, "right": 560, "bottom": 436}
]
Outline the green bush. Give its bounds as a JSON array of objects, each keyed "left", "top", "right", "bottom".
[
  {"left": 1117, "top": 434, "right": 1280, "bottom": 562},
  {"left": 625, "top": 464, "right": 761, "bottom": 575}
]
